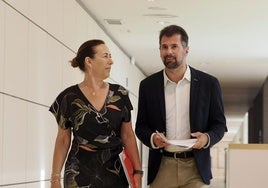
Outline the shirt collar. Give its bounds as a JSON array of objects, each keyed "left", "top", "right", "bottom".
[{"left": 163, "top": 65, "right": 191, "bottom": 87}]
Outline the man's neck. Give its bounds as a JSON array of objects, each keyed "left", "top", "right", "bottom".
[{"left": 165, "top": 64, "right": 187, "bottom": 83}]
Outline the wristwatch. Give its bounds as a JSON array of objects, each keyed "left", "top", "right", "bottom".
[{"left": 133, "top": 169, "right": 144, "bottom": 175}]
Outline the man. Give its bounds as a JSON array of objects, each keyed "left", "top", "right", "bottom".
[{"left": 135, "top": 25, "right": 227, "bottom": 188}]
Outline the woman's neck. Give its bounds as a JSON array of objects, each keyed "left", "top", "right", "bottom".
[{"left": 81, "top": 77, "right": 106, "bottom": 96}]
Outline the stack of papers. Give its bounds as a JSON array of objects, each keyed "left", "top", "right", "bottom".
[
  {"left": 156, "top": 131, "right": 197, "bottom": 150},
  {"left": 167, "top": 139, "right": 197, "bottom": 149}
]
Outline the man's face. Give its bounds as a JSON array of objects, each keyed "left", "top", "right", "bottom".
[{"left": 160, "top": 34, "right": 189, "bottom": 69}]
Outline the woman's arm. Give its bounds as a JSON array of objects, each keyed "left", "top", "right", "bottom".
[
  {"left": 51, "top": 126, "right": 71, "bottom": 188},
  {"left": 121, "top": 121, "right": 142, "bottom": 188}
]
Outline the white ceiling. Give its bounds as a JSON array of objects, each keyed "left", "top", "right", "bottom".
[{"left": 77, "top": 0, "right": 268, "bottom": 121}]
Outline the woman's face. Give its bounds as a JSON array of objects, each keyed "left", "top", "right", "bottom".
[{"left": 90, "top": 44, "right": 113, "bottom": 80}]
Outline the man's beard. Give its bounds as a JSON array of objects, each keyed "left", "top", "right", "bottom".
[{"left": 163, "top": 56, "right": 179, "bottom": 69}]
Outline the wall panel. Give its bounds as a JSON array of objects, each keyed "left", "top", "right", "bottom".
[
  {"left": 26, "top": 104, "right": 55, "bottom": 181},
  {"left": 127, "top": 63, "right": 145, "bottom": 96},
  {"left": 28, "top": 25, "right": 62, "bottom": 106},
  {"left": 61, "top": 48, "right": 83, "bottom": 89},
  {"left": 2, "top": 96, "right": 28, "bottom": 184},
  {"left": 47, "top": 0, "right": 63, "bottom": 41},
  {"left": 62, "top": 1, "right": 77, "bottom": 51},
  {"left": 28, "top": 24, "right": 48, "bottom": 105},
  {"left": 3, "top": 185, "right": 25, "bottom": 188},
  {"left": 86, "top": 12, "right": 100, "bottom": 39},
  {"left": 75, "top": 4, "right": 92, "bottom": 49},
  {"left": 0, "top": 0, "right": 4, "bottom": 92},
  {"left": 109, "top": 45, "right": 130, "bottom": 87},
  {"left": 28, "top": 0, "right": 47, "bottom": 30},
  {"left": 0, "top": 94, "right": 3, "bottom": 185},
  {"left": 24, "top": 181, "right": 51, "bottom": 188},
  {"left": 45, "top": 36, "right": 64, "bottom": 105},
  {"left": 1, "top": 2, "right": 4, "bottom": 186},
  {"left": 5, "top": 0, "right": 29, "bottom": 16},
  {"left": 4, "top": 5, "right": 28, "bottom": 99}
]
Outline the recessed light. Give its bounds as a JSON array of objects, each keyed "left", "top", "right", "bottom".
[
  {"left": 157, "top": 21, "right": 169, "bottom": 25},
  {"left": 148, "top": 6, "right": 166, "bottom": 10},
  {"left": 143, "top": 14, "right": 178, "bottom": 18},
  {"left": 104, "top": 19, "right": 122, "bottom": 25}
]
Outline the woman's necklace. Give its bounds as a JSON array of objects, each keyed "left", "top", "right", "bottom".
[{"left": 83, "top": 82, "right": 105, "bottom": 96}]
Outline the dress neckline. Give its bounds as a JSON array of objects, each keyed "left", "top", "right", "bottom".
[{"left": 75, "top": 83, "right": 110, "bottom": 112}]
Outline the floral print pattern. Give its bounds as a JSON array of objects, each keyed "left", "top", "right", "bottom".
[{"left": 49, "top": 84, "right": 132, "bottom": 188}]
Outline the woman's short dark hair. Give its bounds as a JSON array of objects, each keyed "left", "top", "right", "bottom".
[
  {"left": 70, "top": 39, "right": 105, "bottom": 71},
  {"left": 159, "top": 25, "right": 188, "bottom": 47}
]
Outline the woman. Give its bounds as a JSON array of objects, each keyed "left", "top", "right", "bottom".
[{"left": 49, "top": 39, "right": 142, "bottom": 188}]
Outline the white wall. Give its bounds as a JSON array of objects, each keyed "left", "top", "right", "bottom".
[
  {"left": 0, "top": 0, "right": 145, "bottom": 187},
  {"left": 0, "top": 1, "right": 4, "bottom": 184},
  {"left": 227, "top": 144, "right": 268, "bottom": 188}
]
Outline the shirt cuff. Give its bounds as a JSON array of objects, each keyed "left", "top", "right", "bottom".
[
  {"left": 150, "top": 133, "right": 159, "bottom": 149},
  {"left": 203, "top": 133, "right": 210, "bottom": 149}
]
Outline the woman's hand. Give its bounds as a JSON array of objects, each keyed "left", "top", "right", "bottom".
[
  {"left": 50, "top": 173, "right": 62, "bottom": 188},
  {"left": 133, "top": 173, "right": 142, "bottom": 188},
  {"left": 50, "top": 179, "right": 61, "bottom": 188}
]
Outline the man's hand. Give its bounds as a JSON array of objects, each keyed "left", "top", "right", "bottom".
[
  {"left": 153, "top": 133, "right": 169, "bottom": 148},
  {"left": 191, "top": 132, "right": 209, "bottom": 149}
]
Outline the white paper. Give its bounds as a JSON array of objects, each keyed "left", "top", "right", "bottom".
[
  {"left": 156, "top": 131, "right": 197, "bottom": 149},
  {"left": 167, "top": 139, "right": 197, "bottom": 149}
]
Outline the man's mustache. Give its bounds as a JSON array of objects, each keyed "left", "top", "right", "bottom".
[{"left": 164, "top": 55, "right": 175, "bottom": 60}]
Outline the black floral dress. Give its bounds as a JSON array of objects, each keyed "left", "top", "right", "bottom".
[{"left": 49, "top": 83, "right": 132, "bottom": 188}]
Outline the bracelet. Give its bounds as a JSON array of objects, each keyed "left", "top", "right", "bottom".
[
  {"left": 133, "top": 169, "right": 144, "bottom": 175},
  {"left": 51, "top": 172, "right": 61, "bottom": 184},
  {"left": 50, "top": 179, "right": 60, "bottom": 183},
  {"left": 51, "top": 173, "right": 61, "bottom": 177}
]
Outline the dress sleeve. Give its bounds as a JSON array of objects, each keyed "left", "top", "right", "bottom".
[
  {"left": 118, "top": 85, "right": 133, "bottom": 122},
  {"left": 49, "top": 91, "right": 72, "bottom": 129}
]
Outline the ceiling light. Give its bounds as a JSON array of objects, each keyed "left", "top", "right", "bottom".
[
  {"left": 104, "top": 19, "right": 122, "bottom": 25},
  {"left": 148, "top": 6, "right": 166, "bottom": 10},
  {"left": 157, "top": 21, "right": 169, "bottom": 25},
  {"left": 143, "top": 14, "right": 178, "bottom": 18}
]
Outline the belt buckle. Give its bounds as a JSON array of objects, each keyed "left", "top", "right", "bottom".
[
  {"left": 173, "top": 152, "right": 187, "bottom": 159},
  {"left": 173, "top": 152, "right": 180, "bottom": 159}
]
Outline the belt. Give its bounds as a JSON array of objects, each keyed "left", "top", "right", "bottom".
[{"left": 162, "top": 150, "right": 194, "bottom": 159}]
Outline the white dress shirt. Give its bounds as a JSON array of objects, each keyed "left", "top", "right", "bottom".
[
  {"left": 150, "top": 65, "right": 191, "bottom": 151},
  {"left": 164, "top": 65, "right": 191, "bottom": 152},
  {"left": 164, "top": 65, "right": 191, "bottom": 140}
]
